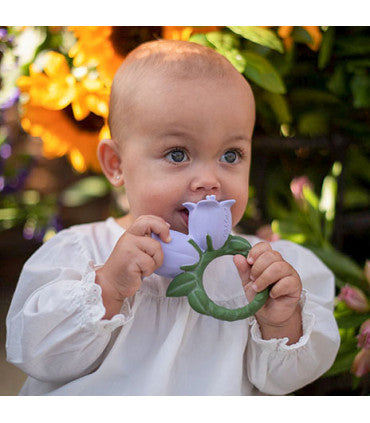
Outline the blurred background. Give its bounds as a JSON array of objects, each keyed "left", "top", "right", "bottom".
[{"left": 0, "top": 26, "right": 369, "bottom": 395}]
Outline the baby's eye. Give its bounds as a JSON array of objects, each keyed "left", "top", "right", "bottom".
[
  {"left": 166, "top": 149, "right": 188, "bottom": 163},
  {"left": 220, "top": 150, "right": 239, "bottom": 164}
]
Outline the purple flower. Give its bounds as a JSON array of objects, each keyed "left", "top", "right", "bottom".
[
  {"left": 0, "top": 87, "right": 20, "bottom": 110},
  {"left": 0, "top": 28, "right": 8, "bottom": 40},
  {"left": 184, "top": 195, "right": 235, "bottom": 251},
  {"left": 153, "top": 195, "right": 235, "bottom": 278},
  {"left": 153, "top": 230, "right": 198, "bottom": 278}
]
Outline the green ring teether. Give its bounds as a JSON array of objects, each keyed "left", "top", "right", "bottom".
[{"left": 166, "top": 234, "right": 269, "bottom": 321}]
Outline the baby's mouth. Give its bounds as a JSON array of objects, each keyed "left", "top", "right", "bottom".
[{"left": 179, "top": 208, "right": 189, "bottom": 227}]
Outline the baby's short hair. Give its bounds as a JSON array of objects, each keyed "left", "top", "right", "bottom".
[{"left": 108, "top": 40, "right": 240, "bottom": 140}]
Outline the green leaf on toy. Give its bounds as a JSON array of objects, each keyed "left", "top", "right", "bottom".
[
  {"left": 224, "top": 235, "right": 251, "bottom": 255},
  {"left": 188, "top": 289, "right": 210, "bottom": 315},
  {"left": 166, "top": 272, "right": 197, "bottom": 297}
]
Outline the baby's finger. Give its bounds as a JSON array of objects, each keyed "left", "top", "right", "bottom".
[
  {"left": 249, "top": 249, "right": 283, "bottom": 282},
  {"left": 131, "top": 248, "right": 158, "bottom": 278},
  {"left": 233, "top": 254, "right": 251, "bottom": 286},
  {"left": 137, "top": 236, "right": 165, "bottom": 269},
  {"left": 127, "top": 215, "right": 171, "bottom": 243},
  {"left": 269, "top": 275, "right": 302, "bottom": 299},
  {"left": 251, "top": 260, "right": 294, "bottom": 293},
  {"left": 247, "top": 241, "right": 273, "bottom": 265}
]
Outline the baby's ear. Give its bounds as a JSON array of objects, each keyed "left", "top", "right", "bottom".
[{"left": 97, "top": 139, "right": 124, "bottom": 187}]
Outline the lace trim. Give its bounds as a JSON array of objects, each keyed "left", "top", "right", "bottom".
[
  {"left": 66, "top": 261, "right": 133, "bottom": 333},
  {"left": 248, "top": 289, "right": 316, "bottom": 352}
]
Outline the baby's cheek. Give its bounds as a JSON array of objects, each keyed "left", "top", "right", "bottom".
[{"left": 231, "top": 203, "right": 247, "bottom": 227}]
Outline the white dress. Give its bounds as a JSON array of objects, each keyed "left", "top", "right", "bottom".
[{"left": 6, "top": 218, "right": 340, "bottom": 395}]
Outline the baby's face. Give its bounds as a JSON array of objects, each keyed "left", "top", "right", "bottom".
[{"left": 116, "top": 72, "right": 255, "bottom": 234}]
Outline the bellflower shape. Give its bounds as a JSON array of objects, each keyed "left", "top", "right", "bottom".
[{"left": 153, "top": 195, "right": 235, "bottom": 278}]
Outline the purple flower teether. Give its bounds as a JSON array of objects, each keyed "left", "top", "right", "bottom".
[
  {"left": 153, "top": 195, "right": 235, "bottom": 278},
  {"left": 152, "top": 195, "right": 269, "bottom": 321}
]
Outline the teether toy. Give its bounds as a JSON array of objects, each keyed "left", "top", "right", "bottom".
[{"left": 153, "top": 195, "right": 269, "bottom": 321}]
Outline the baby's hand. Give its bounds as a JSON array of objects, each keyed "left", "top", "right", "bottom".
[
  {"left": 233, "top": 241, "right": 303, "bottom": 343},
  {"left": 96, "top": 215, "right": 171, "bottom": 318}
]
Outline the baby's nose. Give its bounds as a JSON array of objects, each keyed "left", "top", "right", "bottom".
[{"left": 190, "top": 168, "right": 221, "bottom": 193}]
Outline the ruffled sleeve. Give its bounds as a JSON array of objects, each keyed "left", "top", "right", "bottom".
[
  {"left": 6, "top": 228, "right": 132, "bottom": 384},
  {"left": 246, "top": 240, "right": 340, "bottom": 395}
]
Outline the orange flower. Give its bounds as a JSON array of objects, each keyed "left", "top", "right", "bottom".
[
  {"left": 17, "top": 51, "right": 109, "bottom": 173},
  {"left": 19, "top": 103, "right": 104, "bottom": 173},
  {"left": 68, "top": 26, "right": 221, "bottom": 80},
  {"left": 162, "top": 26, "right": 221, "bottom": 41},
  {"left": 302, "top": 26, "right": 322, "bottom": 51},
  {"left": 272, "top": 26, "right": 322, "bottom": 51},
  {"left": 68, "top": 26, "right": 163, "bottom": 80}
]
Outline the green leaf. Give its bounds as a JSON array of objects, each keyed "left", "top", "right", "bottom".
[
  {"left": 271, "top": 219, "right": 308, "bottom": 236},
  {"left": 291, "top": 27, "right": 314, "bottom": 45},
  {"left": 262, "top": 91, "right": 292, "bottom": 124},
  {"left": 60, "top": 176, "right": 110, "bottom": 207},
  {"left": 325, "top": 349, "right": 358, "bottom": 377},
  {"left": 187, "top": 289, "right": 210, "bottom": 315},
  {"left": 346, "top": 59, "right": 370, "bottom": 73},
  {"left": 205, "top": 32, "right": 246, "bottom": 73},
  {"left": 319, "top": 175, "right": 337, "bottom": 222},
  {"left": 206, "top": 31, "right": 240, "bottom": 52},
  {"left": 242, "top": 51, "right": 286, "bottom": 94},
  {"left": 318, "top": 27, "right": 335, "bottom": 69},
  {"left": 327, "top": 66, "right": 348, "bottom": 97},
  {"left": 290, "top": 88, "right": 340, "bottom": 106},
  {"left": 302, "top": 185, "right": 320, "bottom": 210},
  {"left": 188, "top": 33, "right": 214, "bottom": 48},
  {"left": 336, "top": 36, "right": 370, "bottom": 56},
  {"left": 227, "top": 26, "right": 284, "bottom": 53},
  {"left": 298, "top": 111, "right": 329, "bottom": 137},
  {"left": 225, "top": 236, "right": 251, "bottom": 255},
  {"left": 223, "top": 50, "right": 247, "bottom": 73},
  {"left": 350, "top": 73, "right": 370, "bottom": 108},
  {"left": 166, "top": 273, "right": 197, "bottom": 297},
  {"left": 307, "top": 245, "right": 367, "bottom": 289},
  {"left": 336, "top": 312, "right": 370, "bottom": 329}
]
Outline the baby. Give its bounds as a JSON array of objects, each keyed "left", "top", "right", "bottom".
[{"left": 6, "top": 40, "right": 340, "bottom": 395}]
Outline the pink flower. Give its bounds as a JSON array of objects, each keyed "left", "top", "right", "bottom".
[
  {"left": 365, "top": 260, "right": 370, "bottom": 285},
  {"left": 290, "top": 176, "right": 313, "bottom": 202},
  {"left": 352, "top": 348, "right": 370, "bottom": 377},
  {"left": 357, "top": 319, "right": 370, "bottom": 349},
  {"left": 338, "top": 284, "right": 369, "bottom": 312}
]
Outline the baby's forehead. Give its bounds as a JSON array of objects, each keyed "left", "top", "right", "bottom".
[{"left": 108, "top": 40, "right": 253, "bottom": 138}]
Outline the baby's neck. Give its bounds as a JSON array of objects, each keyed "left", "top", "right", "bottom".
[{"left": 115, "top": 214, "right": 133, "bottom": 229}]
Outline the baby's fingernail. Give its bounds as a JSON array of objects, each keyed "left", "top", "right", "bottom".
[
  {"left": 166, "top": 235, "right": 172, "bottom": 242},
  {"left": 166, "top": 222, "right": 171, "bottom": 227},
  {"left": 247, "top": 256, "right": 254, "bottom": 265},
  {"left": 251, "top": 283, "right": 258, "bottom": 292}
]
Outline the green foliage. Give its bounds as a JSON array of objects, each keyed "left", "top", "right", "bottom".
[
  {"left": 60, "top": 176, "right": 111, "bottom": 207},
  {"left": 272, "top": 162, "right": 369, "bottom": 379}
]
